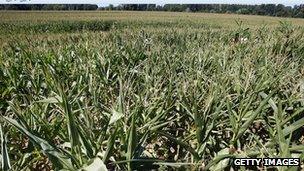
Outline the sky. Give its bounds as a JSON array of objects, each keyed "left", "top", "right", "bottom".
[{"left": 1, "top": 0, "right": 303, "bottom": 7}]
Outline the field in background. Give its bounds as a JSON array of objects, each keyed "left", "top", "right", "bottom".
[
  {"left": 1, "top": 11, "right": 304, "bottom": 170},
  {"left": 1, "top": 11, "right": 304, "bottom": 27}
]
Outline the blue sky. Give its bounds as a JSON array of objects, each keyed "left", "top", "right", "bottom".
[{"left": 1, "top": 0, "right": 302, "bottom": 6}]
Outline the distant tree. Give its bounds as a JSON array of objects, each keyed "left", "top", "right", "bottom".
[
  {"left": 294, "top": 4, "right": 304, "bottom": 18},
  {"left": 0, "top": 4, "right": 97, "bottom": 10},
  {"left": 147, "top": 4, "right": 156, "bottom": 11},
  {"left": 185, "top": 7, "right": 191, "bottom": 12},
  {"left": 275, "top": 4, "right": 289, "bottom": 17},
  {"left": 121, "top": 4, "right": 139, "bottom": 10},
  {"left": 3, "top": 4, "right": 19, "bottom": 10},
  {"left": 264, "top": 4, "right": 276, "bottom": 15},
  {"left": 108, "top": 4, "right": 114, "bottom": 10},
  {"left": 237, "top": 8, "right": 250, "bottom": 14},
  {"left": 156, "top": 5, "right": 163, "bottom": 11},
  {"left": 255, "top": 4, "right": 266, "bottom": 15},
  {"left": 138, "top": 4, "right": 147, "bottom": 11},
  {"left": 32, "top": 5, "right": 44, "bottom": 10},
  {"left": 0, "top": 3, "right": 303, "bottom": 18}
]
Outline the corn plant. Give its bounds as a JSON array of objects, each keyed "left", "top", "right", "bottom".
[{"left": 0, "top": 12, "right": 304, "bottom": 170}]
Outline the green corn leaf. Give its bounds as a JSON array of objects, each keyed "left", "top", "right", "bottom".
[
  {"left": 275, "top": 100, "right": 290, "bottom": 158},
  {"left": 2, "top": 116, "right": 76, "bottom": 170},
  {"left": 0, "top": 126, "right": 11, "bottom": 171},
  {"left": 157, "top": 131, "right": 200, "bottom": 160},
  {"left": 36, "top": 96, "right": 62, "bottom": 103},
  {"left": 127, "top": 114, "right": 136, "bottom": 170},
  {"left": 80, "top": 157, "right": 107, "bottom": 171},
  {"left": 109, "top": 109, "right": 123, "bottom": 125},
  {"left": 283, "top": 117, "right": 304, "bottom": 136},
  {"left": 78, "top": 125, "right": 94, "bottom": 158},
  {"left": 260, "top": 92, "right": 278, "bottom": 113},
  {"left": 234, "top": 91, "right": 275, "bottom": 143},
  {"left": 281, "top": 107, "right": 304, "bottom": 126},
  {"left": 60, "top": 87, "right": 81, "bottom": 155},
  {"left": 103, "top": 128, "right": 118, "bottom": 163},
  {"left": 204, "top": 154, "right": 234, "bottom": 171},
  {"left": 208, "top": 148, "right": 232, "bottom": 171},
  {"left": 155, "top": 162, "right": 201, "bottom": 168}
]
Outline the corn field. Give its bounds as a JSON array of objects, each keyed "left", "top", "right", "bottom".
[{"left": 0, "top": 11, "right": 304, "bottom": 170}]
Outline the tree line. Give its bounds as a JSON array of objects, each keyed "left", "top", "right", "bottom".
[
  {"left": 0, "top": 4, "right": 303, "bottom": 18},
  {"left": 0, "top": 4, "right": 98, "bottom": 10},
  {"left": 101, "top": 4, "right": 304, "bottom": 18}
]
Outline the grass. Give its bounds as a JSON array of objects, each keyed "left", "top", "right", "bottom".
[{"left": 0, "top": 11, "right": 304, "bottom": 170}]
